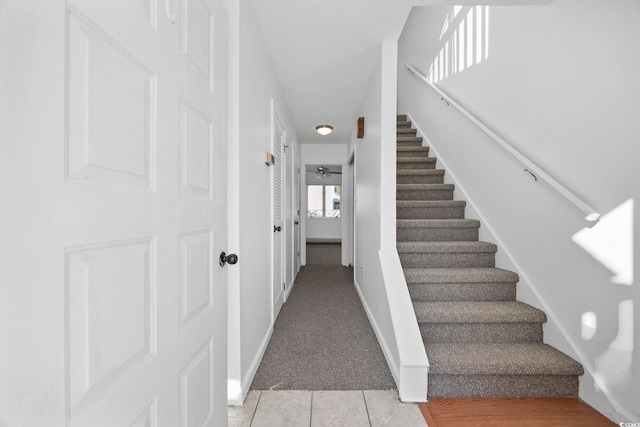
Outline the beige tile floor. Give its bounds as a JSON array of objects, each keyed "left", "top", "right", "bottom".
[{"left": 228, "top": 390, "right": 427, "bottom": 427}]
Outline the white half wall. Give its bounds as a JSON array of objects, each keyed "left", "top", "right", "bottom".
[{"left": 398, "top": 2, "right": 640, "bottom": 421}]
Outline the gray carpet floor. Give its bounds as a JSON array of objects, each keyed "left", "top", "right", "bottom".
[{"left": 250, "top": 244, "right": 396, "bottom": 390}]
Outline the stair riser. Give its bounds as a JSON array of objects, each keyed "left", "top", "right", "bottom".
[
  {"left": 408, "top": 283, "right": 516, "bottom": 302},
  {"left": 397, "top": 121, "right": 411, "bottom": 127},
  {"left": 397, "top": 189, "right": 453, "bottom": 201},
  {"left": 397, "top": 206, "right": 465, "bottom": 219},
  {"left": 397, "top": 115, "right": 408, "bottom": 121},
  {"left": 397, "top": 227, "right": 478, "bottom": 242},
  {"left": 397, "top": 161, "right": 437, "bottom": 170},
  {"left": 397, "top": 175, "right": 444, "bottom": 185},
  {"left": 400, "top": 252, "right": 495, "bottom": 268},
  {"left": 397, "top": 129, "right": 417, "bottom": 135},
  {"left": 420, "top": 323, "right": 543, "bottom": 344},
  {"left": 428, "top": 374, "right": 579, "bottom": 398}
]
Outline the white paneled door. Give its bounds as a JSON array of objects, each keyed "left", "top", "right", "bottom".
[{"left": 0, "top": 1, "right": 228, "bottom": 426}]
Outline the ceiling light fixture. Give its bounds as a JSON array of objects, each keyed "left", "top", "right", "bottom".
[{"left": 315, "top": 125, "right": 333, "bottom": 136}]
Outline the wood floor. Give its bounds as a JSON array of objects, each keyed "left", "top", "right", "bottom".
[{"left": 419, "top": 398, "right": 615, "bottom": 427}]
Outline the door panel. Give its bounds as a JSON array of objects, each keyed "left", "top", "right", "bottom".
[{"left": 0, "top": 0, "right": 228, "bottom": 425}]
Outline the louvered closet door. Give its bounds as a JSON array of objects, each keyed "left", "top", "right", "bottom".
[
  {"left": 272, "top": 107, "right": 285, "bottom": 320},
  {"left": 0, "top": 1, "right": 228, "bottom": 425}
]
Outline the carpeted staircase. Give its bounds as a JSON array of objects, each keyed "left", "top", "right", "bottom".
[{"left": 396, "top": 115, "right": 584, "bottom": 397}]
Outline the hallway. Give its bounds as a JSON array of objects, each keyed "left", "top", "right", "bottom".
[
  {"left": 250, "top": 244, "right": 394, "bottom": 390},
  {"left": 229, "top": 244, "right": 427, "bottom": 425}
]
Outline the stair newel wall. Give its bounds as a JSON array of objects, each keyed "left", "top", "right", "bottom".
[{"left": 351, "top": 40, "right": 429, "bottom": 403}]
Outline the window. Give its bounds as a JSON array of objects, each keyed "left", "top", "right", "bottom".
[{"left": 307, "top": 185, "right": 340, "bottom": 218}]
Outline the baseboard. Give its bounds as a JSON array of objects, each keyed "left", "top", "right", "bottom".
[
  {"left": 239, "top": 324, "right": 274, "bottom": 404},
  {"left": 283, "top": 277, "right": 295, "bottom": 302},
  {"left": 353, "top": 278, "right": 400, "bottom": 386}
]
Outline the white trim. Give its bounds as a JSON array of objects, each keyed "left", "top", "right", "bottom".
[{"left": 283, "top": 277, "right": 295, "bottom": 302}]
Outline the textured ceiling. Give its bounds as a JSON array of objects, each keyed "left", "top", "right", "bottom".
[
  {"left": 250, "top": 0, "right": 420, "bottom": 145},
  {"left": 250, "top": 0, "right": 551, "bottom": 145}
]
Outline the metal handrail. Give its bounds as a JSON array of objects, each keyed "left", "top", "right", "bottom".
[{"left": 404, "top": 62, "right": 599, "bottom": 222}]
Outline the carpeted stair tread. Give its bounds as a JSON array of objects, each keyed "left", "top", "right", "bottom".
[
  {"left": 426, "top": 343, "right": 584, "bottom": 376},
  {"left": 397, "top": 183, "right": 454, "bottom": 191},
  {"left": 397, "top": 120, "right": 411, "bottom": 127},
  {"left": 413, "top": 301, "right": 547, "bottom": 324},
  {"left": 408, "top": 282, "right": 516, "bottom": 302},
  {"left": 397, "top": 170, "right": 444, "bottom": 177},
  {"left": 398, "top": 241, "right": 497, "bottom": 268},
  {"left": 397, "top": 185, "right": 455, "bottom": 201},
  {"left": 403, "top": 267, "right": 519, "bottom": 284},
  {"left": 397, "top": 136, "right": 424, "bottom": 143},
  {"left": 397, "top": 170, "right": 444, "bottom": 185},
  {"left": 397, "top": 146, "right": 429, "bottom": 154},
  {"left": 397, "top": 219, "right": 480, "bottom": 241},
  {"left": 397, "top": 157, "right": 435, "bottom": 163},
  {"left": 397, "top": 219, "right": 480, "bottom": 228},
  {"left": 397, "top": 241, "right": 497, "bottom": 254},
  {"left": 396, "top": 200, "right": 465, "bottom": 208},
  {"left": 397, "top": 200, "right": 466, "bottom": 219},
  {"left": 397, "top": 145, "right": 427, "bottom": 150},
  {"left": 397, "top": 128, "right": 418, "bottom": 135}
]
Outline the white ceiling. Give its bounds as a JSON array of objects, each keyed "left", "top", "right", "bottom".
[
  {"left": 249, "top": 0, "right": 550, "bottom": 145},
  {"left": 249, "top": 0, "right": 420, "bottom": 144}
]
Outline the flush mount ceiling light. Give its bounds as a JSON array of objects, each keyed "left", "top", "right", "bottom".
[{"left": 315, "top": 125, "right": 333, "bottom": 136}]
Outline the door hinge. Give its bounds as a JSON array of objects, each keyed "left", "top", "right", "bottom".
[{"left": 282, "top": 282, "right": 286, "bottom": 291}]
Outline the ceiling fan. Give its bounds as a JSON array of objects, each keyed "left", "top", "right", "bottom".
[{"left": 306, "top": 166, "right": 342, "bottom": 179}]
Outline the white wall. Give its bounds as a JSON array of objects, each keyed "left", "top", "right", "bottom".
[
  {"left": 398, "top": 1, "right": 640, "bottom": 421},
  {"left": 306, "top": 219, "right": 342, "bottom": 242},
  {"left": 227, "top": 0, "right": 300, "bottom": 405}
]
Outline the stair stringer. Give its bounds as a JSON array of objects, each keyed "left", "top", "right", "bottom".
[{"left": 405, "top": 111, "right": 629, "bottom": 420}]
